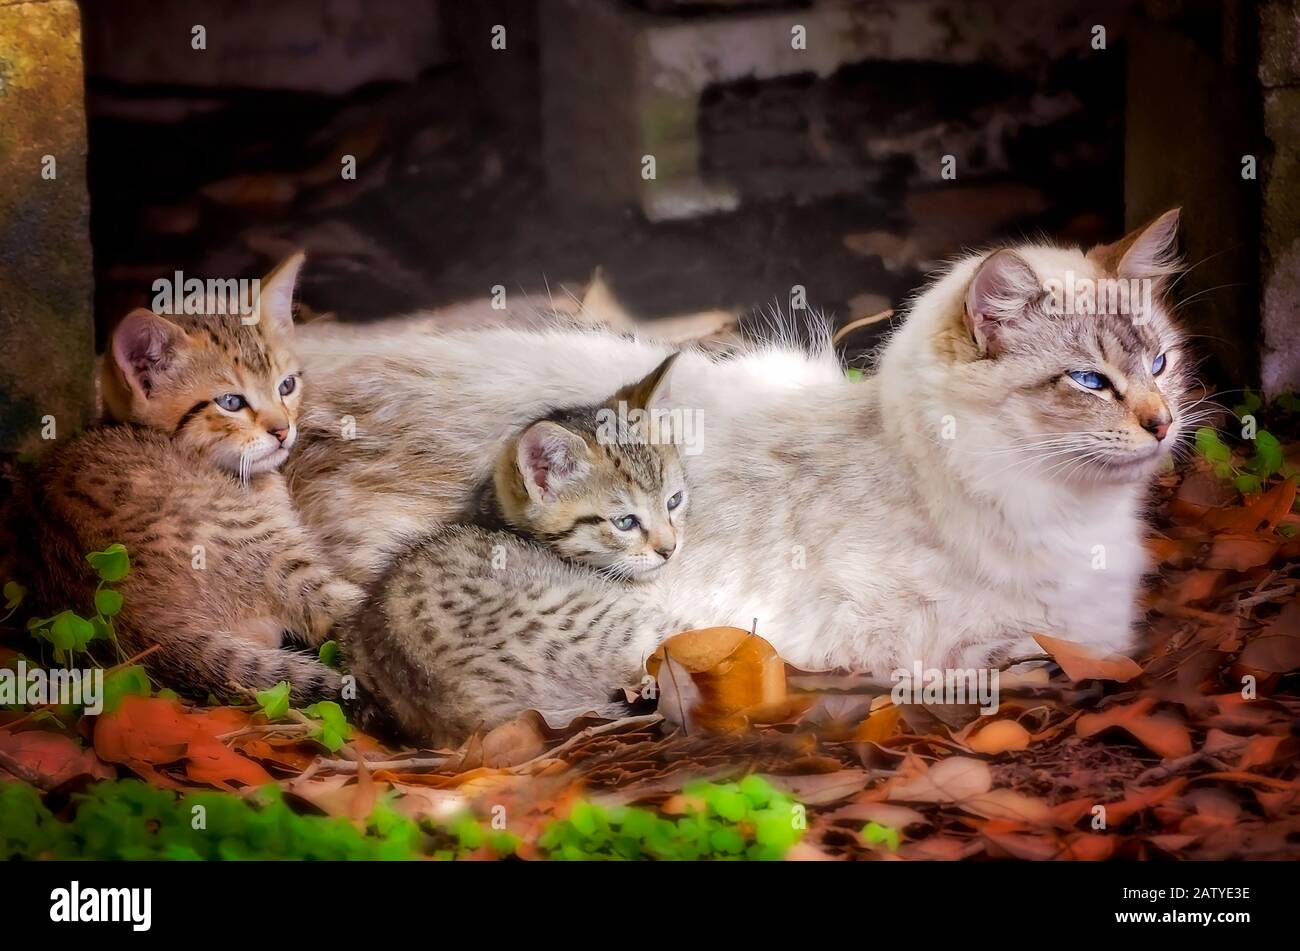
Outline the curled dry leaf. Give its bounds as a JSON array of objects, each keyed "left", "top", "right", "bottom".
[
  {"left": 647, "top": 626, "right": 787, "bottom": 733},
  {"left": 886, "top": 755, "right": 992, "bottom": 804},
  {"left": 480, "top": 710, "right": 550, "bottom": 768},
  {"left": 1033, "top": 633, "right": 1143, "bottom": 683},
  {"left": 1239, "top": 601, "right": 1300, "bottom": 674},
  {"left": 1076, "top": 698, "right": 1193, "bottom": 760},
  {"left": 967, "top": 719, "right": 1031, "bottom": 755},
  {"left": 962, "top": 788, "right": 1051, "bottom": 824},
  {"left": 852, "top": 702, "right": 902, "bottom": 743},
  {"left": 94, "top": 695, "right": 272, "bottom": 788},
  {"left": 0, "top": 729, "right": 114, "bottom": 788}
]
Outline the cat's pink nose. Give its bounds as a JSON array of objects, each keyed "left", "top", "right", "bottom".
[
  {"left": 268, "top": 426, "right": 289, "bottom": 445},
  {"left": 1142, "top": 418, "right": 1170, "bottom": 441},
  {"left": 656, "top": 544, "right": 676, "bottom": 561}
]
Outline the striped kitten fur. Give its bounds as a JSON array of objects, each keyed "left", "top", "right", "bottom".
[
  {"left": 475, "top": 353, "right": 686, "bottom": 579},
  {"left": 347, "top": 359, "right": 691, "bottom": 742},
  {"left": 12, "top": 254, "right": 361, "bottom": 703},
  {"left": 347, "top": 527, "right": 692, "bottom": 745}
]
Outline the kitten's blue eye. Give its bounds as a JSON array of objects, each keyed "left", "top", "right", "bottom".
[
  {"left": 666, "top": 491, "right": 683, "bottom": 511},
  {"left": 611, "top": 515, "right": 639, "bottom": 531},
  {"left": 1068, "top": 370, "right": 1108, "bottom": 391},
  {"left": 279, "top": 375, "right": 297, "bottom": 397},
  {"left": 1151, "top": 353, "right": 1166, "bottom": 376},
  {"left": 215, "top": 393, "right": 247, "bottom": 412}
]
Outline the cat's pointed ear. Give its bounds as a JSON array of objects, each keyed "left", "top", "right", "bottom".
[
  {"left": 1088, "top": 208, "right": 1182, "bottom": 280},
  {"left": 1118, "top": 208, "right": 1181, "bottom": 279},
  {"left": 964, "top": 250, "right": 1040, "bottom": 356},
  {"left": 515, "top": 421, "right": 592, "bottom": 503},
  {"left": 110, "top": 308, "right": 189, "bottom": 404},
  {"left": 255, "top": 251, "right": 305, "bottom": 338},
  {"left": 614, "top": 353, "right": 680, "bottom": 412}
]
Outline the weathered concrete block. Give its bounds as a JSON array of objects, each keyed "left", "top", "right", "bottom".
[
  {"left": 0, "top": 0, "right": 95, "bottom": 455},
  {"left": 542, "top": 0, "right": 1113, "bottom": 220},
  {"left": 80, "top": 0, "right": 447, "bottom": 95},
  {"left": 1262, "top": 86, "right": 1300, "bottom": 396},
  {"left": 1126, "top": 15, "right": 1260, "bottom": 387},
  {"left": 1260, "top": 0, "right": 1300, "bottom": 87}
]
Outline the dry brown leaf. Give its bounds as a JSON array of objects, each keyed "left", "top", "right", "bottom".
[
  {"left": 764, "top": 769, "right": 870, "bottom": 805},
  {"left": 1239, "top": 601, "right": 1300, "bottom": 673},
  {"left": 1033, "top": 633, "right": 1143, "bottom": 683},
  {"left": 886, "top": 756, "right": 991, "bottom": 804},
  {"left": 648, "top": 626, "right": 787, "bottom": 733},
  {"left": 1204, "top": 534, "right": 1281, "bottom": 571},
  {"left": 1075, "top": 698, "right": 1193, "bottom": 759},
  {"left": 823, "top": 800, "right": 930, "bottom": 830},
  {"left": 480, "top": 710, "right": 550, "bottom": 768},
  {"left": 967, "top": 719, "right": 1031, "bottom": 755},
  {"left": 0, "top": 728, "right": 114, "bottom": 787},
  {"left": 852, "top": 703, "right": 902, "bottom": 743},
  {"left": 963, "top": 788, "right": 1051, "bottom": 824}
]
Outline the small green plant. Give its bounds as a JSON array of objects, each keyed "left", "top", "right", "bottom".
[
  {"left": 0, "top": 780, "right": 425, "bottom": 861},
  {"left": 22, "top": 543, "right": 130, "bottom": 665},
  {"left": 537, "top": 775, "right": 803, "bottom": 861},
  {"left": 1194, "top": 393, "right": 1297, "bottom": 499},
  {"left": 302, "top": 700, "right": 351, "bottom": 751},
  {"left": 861, "top": 820, "right": 900, "bottom": 851}
]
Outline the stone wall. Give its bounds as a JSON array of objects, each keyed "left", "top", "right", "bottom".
[
  {"left": 0, "top": 0, "right": 94, "bottom": 455},
  {"left": 1261, "top": 0, "right": 1300, "bottom": 396}
]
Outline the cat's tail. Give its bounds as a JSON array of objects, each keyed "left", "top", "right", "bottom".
[{"left": 188, "top": 639, "right": 341, "bottom": 706}]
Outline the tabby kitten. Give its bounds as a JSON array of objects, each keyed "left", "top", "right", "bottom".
[
  {"left": 346, "top": 358, "right": 691, "bottom": 743},
  {"left": 15, "top": 254, "right": 362, "bottom": 703},
  {"left": 476, "top": 353, "right": 687, "bottom": 579}
]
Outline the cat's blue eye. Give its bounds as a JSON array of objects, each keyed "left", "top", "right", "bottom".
[
  {"left": 215, "top": 393, "right": 248, "bottom": 412},
  {"left": 611, "top": 515, "right": 639, "bottom": 531},
  {"left": 279, "top": 375, "right": 297, "bottom": 397},
  {"left": 666, "top": 491, "right": 683, "bottom": 511},
  {"left": 1068, "top": 370, "right": 1108, "bottom": 391},
  {"left": 1151, "top": 353, "right": 1166, "bottom": 377}
]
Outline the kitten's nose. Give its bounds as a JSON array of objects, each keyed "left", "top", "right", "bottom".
[
  {"left": 656, "top": 544, "right": 676, "bottom": 561},
  {"left": 268, "top": 426, "right": 289, "bottom": 445},
  {"left": 1141, "top": 417, "right": 1170, "bottom": 441}
]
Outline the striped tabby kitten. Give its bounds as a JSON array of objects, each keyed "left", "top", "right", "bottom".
[
  {"left": 346, "top": 358, "right": 692, "bottom": 743},
  {"left": 475, "top": 353, "right": 686, "bottom": 579},
  {"left": 14, "top": 254, "right": 361, "bottom": 703}
]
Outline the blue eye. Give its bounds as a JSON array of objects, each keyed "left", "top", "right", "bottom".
[
  {"left": 1068, "top": 370, "right": 1108, "bottom": 390},
  {"left": 1151, "top": 353, "right": 1166, "bottom": 376},
  {"left": 611, "top": 515, "right": 639, "bottom": 531},
  {"left": 666, "top": 491, "right": 683, "bottom": 511},
  {"left": 215, "top": 393, "right": 248, "bottom": 412}
]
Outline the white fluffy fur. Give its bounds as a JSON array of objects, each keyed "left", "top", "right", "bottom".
[{"left": 293, "top": 230, "right": 1189, "bottom": 676}]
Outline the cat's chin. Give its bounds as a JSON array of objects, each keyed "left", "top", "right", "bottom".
[
  {"left": 212, "top": 445, "right": 290, "bottom": 477},
  {"left": 1086, "top": 448, "right": 1168, "bottom": 484},
  {"left": 248, "top": 447, "right": 291, "bottom": 473}
]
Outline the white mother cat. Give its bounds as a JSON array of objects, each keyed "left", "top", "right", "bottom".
[{"left": 292, "top": 211, "right": 1192, "bottom": 676}]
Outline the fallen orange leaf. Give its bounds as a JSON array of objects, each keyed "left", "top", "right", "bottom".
[
  {"left": 647, "top": 626, "right": 787, "bottom": 733},
  {"left": 1076, "top": 697, "right": 1193, "bottom": 759},
  {"left": 0, "top": 728, "right": 114, "bottom": 787},
  {"left": 1033, "top": 634, "right": 1143, "bottom": 683}
]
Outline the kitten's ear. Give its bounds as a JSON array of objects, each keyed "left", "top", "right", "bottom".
[
  {"left": 110, "top": 308, "right": 189, "bottom": 403},
  {"left": 963, "top": 250, "right": 1040, "bottom": 356},
  {"left": 515, "top": 421, "right": 592, "bottom": 503},
  {"left": 256, "top": 251, "right": 305, "bottom": 338},
  {"left": 614, "top": 352, "right": 680, "bottom": 411},
  {"left": 1088, "top": 208, "right": 1182, "bottom": 280}
]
